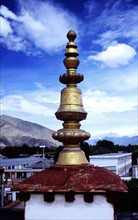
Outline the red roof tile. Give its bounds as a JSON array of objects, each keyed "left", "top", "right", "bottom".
[{"left": 13, "top": 164, "right": 127, "bottom": 193}]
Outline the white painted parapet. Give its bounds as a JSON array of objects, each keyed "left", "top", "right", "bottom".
[{"left": 25, "top": 194, "right": 114, "bottom": 220}]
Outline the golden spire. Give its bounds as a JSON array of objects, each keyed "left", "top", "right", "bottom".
[{"left": 52, "top": 30, "right": 90, "bottom": 164}]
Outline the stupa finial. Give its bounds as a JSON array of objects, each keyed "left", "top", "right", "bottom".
[
  {"left": 67, "top": 30, "right": 77, "bottom": 41},
  {"left": 52, "top": 30, "right": 90, "bottom": 165},
  {"left": 63, "top": 30, "right": 79, "bottom": 74}
]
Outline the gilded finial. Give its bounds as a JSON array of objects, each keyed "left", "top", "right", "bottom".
[
  {"left": 52, "top": 30, "right": 90, "bottom": 165},
  {"left": 67, "top": 30, "right": 77, "bottom": 41},
  {"left": 63, "top": 30, "right": 79, "bottom": 74}
]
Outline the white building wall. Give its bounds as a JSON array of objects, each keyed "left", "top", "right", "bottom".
[
  {"left": 117, "top": 154, "right": 132, "bottom": 176},
  {"left": 90, "top": 153, "right": 132, "bottom": 176},
  {"left": 90, "top": 158, "right": 117, "bottom": 167},
  {"left": 25, "top": 194, "right": 114, "bottom": 220},
  {"left": 132, "top": 165, "right": 138, "bottom": 178}
]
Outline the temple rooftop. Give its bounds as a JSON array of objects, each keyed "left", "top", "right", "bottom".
[{"left": 13, "top": 164, "right": 127, "bottom": 193}]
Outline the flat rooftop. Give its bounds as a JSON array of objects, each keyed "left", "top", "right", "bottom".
[
  {"left": 90, "top": 152, "right": 132, "bottom": 159},
  {"left": 0, "top": 157, "right": 44, "bottom": 167}
]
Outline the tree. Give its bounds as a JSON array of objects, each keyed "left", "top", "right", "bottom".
[
  {"left": 114, "top": 179, "right": 138, "bottom": 211},
  {"left": 53, "top": 146, "right": 63, "bottom": 163},
  {"left": 81, "top": 142, "right": 91, "bottom": 161},
  {"left": 96, "top": 140, "right": 114, "bottom": 148}
]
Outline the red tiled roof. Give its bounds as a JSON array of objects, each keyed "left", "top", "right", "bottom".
[{"left": 13, "top": 164, "right": 127, "bottom": 193}]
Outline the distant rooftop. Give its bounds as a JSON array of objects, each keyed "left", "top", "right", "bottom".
[
  {"left": 90, "top": 152, "right": 132, "bottom": 159},
  {"left": 0, "top": 157, "right": 43, "bottom": 167}
]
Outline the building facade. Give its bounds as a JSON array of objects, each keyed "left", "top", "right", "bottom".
[{"left": 90, "top": 152, "right": 132, "bottom": 176}]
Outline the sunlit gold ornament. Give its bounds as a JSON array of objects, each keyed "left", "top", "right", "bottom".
[{"left": 52, "top": 30, "right": 90, "bottom": 164}]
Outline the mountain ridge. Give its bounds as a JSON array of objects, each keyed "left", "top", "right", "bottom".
[
  {"left": 0, "top": 115, "right": 60, "bottom": 147},
  {"left": 88, "top": 135, "right": 138, "bottom": 146},
  {"left": 0, "top": 115, "right": 137, "bottom": 147}
]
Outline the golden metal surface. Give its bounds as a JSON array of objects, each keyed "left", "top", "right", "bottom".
[
  {"left": 56, "top": 149, "right": 88, "bottom": 165},
  {"left": 56, "top": 86, "right": 85, "bottom": 113},
  {"left": 53, "top": 129, "right": 90, "bottom": 144},
  {"left": 52, "top": 30, "right": 90, "bottom": 165}
]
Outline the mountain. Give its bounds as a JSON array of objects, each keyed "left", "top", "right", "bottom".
[
  {"left": 0, "top": 115, "right": 60, "bottom": 147},
  {"left": 0, "top": 115, "right": 137, "bottom": 147},
  {"left": 88, "top": 135, "right": 138, "bottom": 146}
]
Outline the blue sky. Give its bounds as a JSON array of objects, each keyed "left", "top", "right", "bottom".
[{"left": 0, "top": 0, "right": 137, "bottom": 138}]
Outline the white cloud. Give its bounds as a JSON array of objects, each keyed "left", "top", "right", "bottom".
[
  {"left": 83, "top": 89, "right": 136, "bottom": 114},
  {"left": 107, "top": 66, "right": 137, "bottom": 93},
  {"left": 82, "top": 89, "right": 137, "bottom": 137},
  {"left": 88, "top": 43, "right": 137, "bottom": 68},
  {"left": 0, "top": 34, "right": 27, "bottom": 52},
  {"left": 83, "top": 61, "right": 137, "bottom": 98},
  {"left": 84, "top": 0, "right": 138, "bottom": 48},
  {"left": 93, "top": 30, "right": 121, "bottom": 49},
  {"left": 0, "top": 16, "right": 13, "bottom": 37},
  {"left": 1, "top": 84, "right": 137, "bottom": 136},
  {"left": 0, "top": 2, "right": 79, "bottom": 55},
  {"left": 80, "top": 61, "right": 137, "bottom": 137},
  {"left": 1, "top": 89, "right": 59, "bottom": 117},
  {"left": 0, "top": 85, "right": 62, "bottom": 130},
  {"left": 0, "top": 5, "right": 18, "bottom": 20}
]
